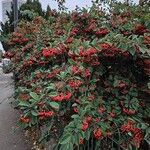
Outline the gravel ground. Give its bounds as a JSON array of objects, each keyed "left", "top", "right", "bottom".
[{"left": 0, "top": 67, "right": 31, "bottom": 150}]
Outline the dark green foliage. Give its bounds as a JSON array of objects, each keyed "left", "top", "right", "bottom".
[
  {"left": 20, "top": 0, "right": 44, "bottom": 17},
  {"left": 0, "top": 0, "right": 45, "bottom": 51},
  {"left": 0, "top": 3, "right": 15, "bottom": 51},
  {"left": 45, "top": 5, "right": 51, "bottom": 20}
]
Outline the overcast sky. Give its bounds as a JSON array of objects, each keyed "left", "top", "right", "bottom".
[
  {"left": 0, "top": 0, "right": 139, "bottom": 22},
  {"left": 39, "top": 0, "right": 139, "bottom": 10},
  {"left": 0, "top": 0, "right": 139, "bottom": 50}
]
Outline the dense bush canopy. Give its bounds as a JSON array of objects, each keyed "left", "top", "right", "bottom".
[{"left": 5, "top": 1, "right": 150, "bottom": 150}]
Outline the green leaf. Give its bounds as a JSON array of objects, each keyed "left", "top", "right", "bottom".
[
  {"left": 49, "top": 102, "right": 59, "bottom": 109},
  {"left": 137, "top": 123, "right": 148, "bottom": 130},
  {"left": 85, "top": 129, "right": 91, "bottom": 140},
  {"left": 59, "top": 134, "right": 71, "bottom": 144},
  {"left": 58, "top": 71, "right": 67, "bottom": 79},
  {"left": 129, "top": 47, "right": 136, "bottom": 56},
  {"left": 47, "top": 83, "right": 55, "bottom": 90},
  {"left": 99, "top": 122, "right": 107, "bottom": 131},
  {"left": 83, "top": 41, "right": 90, "bottom": 49},
  {"left": 139, "top": 46, "right": 147, "bottom": 54},
  {"left": 59, "top": 144, "right": 69, "bottom": 150},
  {"left": 49, "top": 92, "right": 57, "bottom": 97},
  {"left": 59, "top": 143, "right": 73, "bottom": 150},
  {"left": 132, "top": 35, "right": 139, "bottom": 43},
  {"left": 31, "top": 116, "right": 38, "bottom": 125},
  {"left": 128, "top": 132, "right": 132, "bottom": 136},
  {"left": 29, "top": 92, "right": 39, "bottom": 100},
  {"left": 113, "top": 80, "right": 119, "bottom": 87},
  {"left": 91, "top": 38, "right": 97, "bottom": 46},
  {"left": 31, "top": 110, "right": 38, "bottom": 116},
  {"left": 68, "top": 143, "right": 73, "bottom": 150},
  {"left": 118, "top": 43, "right": 128, "bottom": 51},
  {"left": 71, "top": 114, "right": 79, "bottom": 119},
  {"left": 74, "top": 76, "right": 82, "bottom": 80},
  {"left": 148, "top": 82, "right": 150, "bottom": 89},
  {"left": 18, "top": 101, "right": 30, "bottom": 107}
]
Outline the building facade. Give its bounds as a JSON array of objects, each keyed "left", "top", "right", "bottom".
[{"left": 2, "top": 0, "right": 25, "bottom": 23}]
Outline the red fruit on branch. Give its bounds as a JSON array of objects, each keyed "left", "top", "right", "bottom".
[
  {"left": 91, "top": 60, "right": 100, "bottom": 66},
  {"left": 35, "top": 73, "right": 44, "bottom": 79},
  {"left": 100, "top": 43, "right": 111, "bottom": 50},
  {"left": 70, "top": 27, "right": 79, "bottom": 36},
  {"left": 12, "top": 32, "right": 23, "bottom": 37},
  {"left": 4, "top": 52, "right": 14, "bottom": 59},
  {"left": 64, "top": 91, "right": 72, "bottom": 100},
  {"left": 123, "top": 108, "right": 136, "bottom": 115},
  {"left": 98, "top": 107, "right": 105, "bottom": 114},
  {"left": 38, "top": 61, "right": 49, "bottom": 65},
  {"left": 101, "top": 46, "right": 120, "bottom": 57},
  {"left": 38, "top": 102, "right": 45, "bottom": 107},
  {"left": 79, "top": 138, "right": 84, "bottom": 144},
  {"left": 19, "top": 93, "right": 30, "bottom": 101},
  {"left": 121, "top": 120, "right": 143, "bottom": 148},
  {"left": 38, "top": 111, "right": 54, "bottom": 119},
  {"left": 22, "top": 38, "right": 29, "bottom": 43},
  {"left": 71, "top": 66, "right": 82, "bottom": 74},
  {"left": 93, "top": 128, "right": 103, "bottom": 139},
  {"left": 121, "top": 120, "right": 135, "bottom": 132},
  {"left": 80, "top": 12, "right": 89, "bottom": 19},
  {"left": 79, "top": 47, "right": 97, "bottom": 57},
  {"left": 84, "top": 69, "right": 91, "bottom": 77},
  {"left": 65, "top": 37, "right": 74, "bottom": 44},
  {"left": 68, "top": 80, "right": 82, "bottom": 89},
  {"left": 51, "top": 94, "right": 64, "bottom": 102},
  {"left": 82, "top": 121, "right": 89, "bottom": 131},
  {"left": 122, "top": 31, "right": 131, "bottom": 36},
  {"left": 109, "top": 112, "right": 116, "bottom": 118},
  {"left": 144, "top": 36, "right": 150, "bottom": 45},
  {"left": 132, "top": 128, "right": 143, "bottom": 148},
  {"left": 122, "top": 51, "right": 130, "bottom": 58},
  {"left": 47, "top": 68, "right": 61, "bottom": 79},
  {"left": 20, "top": 116, "right": 30, "bottom": 123},
  {"left": 95, "top": 118, "right": 101, "bottom": 123},
  {"left": 86, "top": 48, "right": 97, "bottom": 55},
  {"left": 42, "top": 48, "right": 57, "bottom": 57},
  {"left": 134, "top": 24, "right": 149, "bottom": 35},
  {"left": 117, "top": 81, "right": 127, "bottom": 89},
  {"left": 88, "top": 94, "right": 95, "bottom": 101},
  {"left": 84, "top": 22, "right": 96, "bottom": 32},
  {"left": 55, "top": 29, "right": 64, "bottom": 36},
  {"left": 95, "top": 28, "right": 109, "bottom": 36},
  {"left": 106, "top": 131, "right": 112, "bottom": 137},
  {"left": 23, "top": 60, "right": 34, "bottom": 67},
  {"left": 143, "top": 59, "right": 150, "bottom": 69},
  {"left": 51, "top": 91, "right": 72, "bottom": 102},
  {"left": 44, "top": 111, "right": 54, "bottom": 117},
  {"left": 85, "top": 116, "right": 93, "bottom": 123},
  {"left": 73, "top": 107, "right": 78, "bottom": 113}
]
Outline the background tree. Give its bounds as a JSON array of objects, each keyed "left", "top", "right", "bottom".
[
  {"left": 0, "top": 3, "right": 16, "bottom": 50},
  {"left": 20, "top": 0, "right": 44, "bottom": 17},
  {"left": 45, "top": 5, "right": 51, "bottom": 19},
  {"left": 139, "top": 0, "right": 150, "bottom": 5},
  {"left": 0, "top": 0, "right": 45, "bottom": 51}
]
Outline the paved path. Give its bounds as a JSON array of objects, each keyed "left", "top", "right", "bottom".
[{"left": 0, "top": 68, "right": 31, "bottom": 150}]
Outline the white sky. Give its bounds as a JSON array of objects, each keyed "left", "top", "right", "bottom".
[
  {"left": 0, "top": 0, "right": 139, "bottom": 50},
  {"left": 0, "top": 0, "right": 139, "bottom": 22},
  {"left": 39, "top": 0, "right": 139, "bottom": 10}
]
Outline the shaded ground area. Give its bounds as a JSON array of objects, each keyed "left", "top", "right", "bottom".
[{"left": 0, "top": 68, "right": 31, "bottom": 150}]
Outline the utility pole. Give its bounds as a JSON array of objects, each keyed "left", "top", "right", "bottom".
[{"left": 13, "top": 0, "right": 18, "bottom": 31}]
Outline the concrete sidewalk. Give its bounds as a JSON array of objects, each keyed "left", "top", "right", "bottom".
[{"left": 0, "top": 68, "right": 31, "bottom": 150}]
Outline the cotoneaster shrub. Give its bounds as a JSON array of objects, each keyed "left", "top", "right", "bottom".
[{"left": 6, "top": 2, "right": 150, "bottom": 150}]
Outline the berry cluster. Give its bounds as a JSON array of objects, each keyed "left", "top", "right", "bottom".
[{"left": 51, "top": 91, "right": 72, "bottom": 102}]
